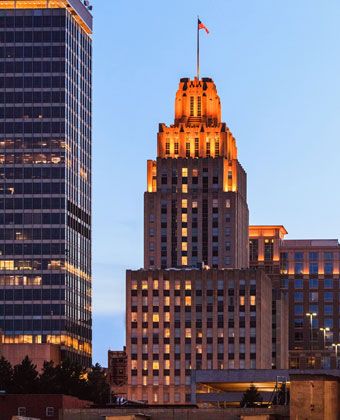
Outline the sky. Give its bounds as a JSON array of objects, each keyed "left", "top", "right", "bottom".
[{"left": 91, "top": 0, "right": 340, "bottom": 365}]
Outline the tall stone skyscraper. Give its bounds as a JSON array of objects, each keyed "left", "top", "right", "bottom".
[
  {"left": 0, "top": 0, "right": 92, "bottom": 366},
  {"left": 126, "top": 77, "right": 286, "bottom": 405},
  {"left": 144, "top": 77, "right": 249, "bottom": 270}
]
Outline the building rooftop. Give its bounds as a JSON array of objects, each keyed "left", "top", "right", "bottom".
[
  {"left": 282, "top": 239, "right": 339, "bottom": 248},
  {"left": 0, "top": 0, "right": 93, "bottom": 34}
]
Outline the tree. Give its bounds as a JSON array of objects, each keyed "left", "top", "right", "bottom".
[
  {"left": 84, "top": 363, "right": 110, "bottom": 405},
  {"left": 38, "top": 361, "right": 59, "bottom": 394},
  {"left": 0, "top": 356, "right": 13, "bottom": 392},
  {"left": 11, "top": 356, "right": 39, "bottom": 393},
  {"left": 240, "top": 383, "right": 263, "bottom": 408},
  {"left": 53, "top": 358, "right": 87, "bottom": 397}
]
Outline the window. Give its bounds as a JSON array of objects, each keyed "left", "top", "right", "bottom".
[
  {"left": 165, "top": 142, "right": 170, "bottom": 155},
  {"left": 294, "top": 263, "right": 303, "bottom": 275},
  {"left": 309, "top": 279, "right": 318, "bottom": 289},
  {"left": 264, "top": 239, "right": 274, "bottom": 261},
  {"left": 215, "top": 140, "right": 220, "bottom": 157},
  {"left": 174, "top": 142, "right": 179, "bottom": 155},
  {"left": 185, "top": 142, "right": 190, "bottom": 157},
  {"left": 197, "top": 96, "right": 201, "bottom": 116},
  {"left": 309, "top": 263, "right": 318, "bottom": 274},
  {"left": 249, "top": 239, "right": 259, "bottom": 262},
  {"left": 324, "top": 305, "right": 333, "bottom": 316},
  {"left": 294, "top": 304, "right": 303, "bottom": 315},
  {"left": 324, "top": 291, "right": 333, "bottom": 302},
  {"left": 294, "top": 279, "right": 303, "bottom": 289},
  {"left": 18, "top": 408, "right": 27, "bottom": 416},
  {"left": 325, "top": 263, "right": 333, "bottom": 275},
  {"left": 294, "top": 292, "right": 303, "bottom": 302},
  {"left": 308, "top": 292, "right": 319, "bottom": 304},
  {"left": 324, "top": 279, "right": 333, "bottom": 288},
  {"left": 190, "top": 96, "right": 194, "bottom": 116},
  {"left": 194, "top": 138, "right": 199, "bottom": 157}
]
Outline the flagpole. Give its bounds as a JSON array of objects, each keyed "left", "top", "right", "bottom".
[{"left": 197, "top": 16, "right": 200, "bottom": 79}]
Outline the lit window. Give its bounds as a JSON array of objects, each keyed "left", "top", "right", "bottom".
[
  {"left": 182, "top": 256, "right": 188, "bottom": 266},
  {"left": 240, "top": 296, "right": 245, "bottom": 306},
  {"left": 152, "top": 314, "right": 159, "bottom": 323},
  {"left": 185, "top": 296, "right": 191, "bottom": 306},
  {"left": 192, "top": 201, "right": 198, "bottom": 208},
  {"left": 164, "top": 328, "right": 170, "bottom": 338},
  {"left": 153, "top": 361, "right": 159, "bottom": 370},
  {"left": 131, "top": 280, "right": 137, "bottom": 290},
  {"left": 182, "top": 242, "right": 188, "bottom": 252},
  {"left": 153, "top": 280, "right": 159, "bottom": 289},
  {"left": 142, "top": 281, "right": 148, "bottom": 290},
  {"left": 185, "top": 280, "right": 191, "bottom": 290},
  {"left": 182, "top": 184, "right": 188, "bottom": 193},
  {"left": 175, "top": 280, "right": 181, "bottom": 290},
  {"left": 182, "top": 228, "right": 188, "bottom": 237},
  {"left": 182, "top": 199, "right": 188, "bottom": 208},
  {"left": 185, "top": 328, "right": 191, "bottom": 338},
  {"left": 164, "top": 280, "right": 170, "bottom": 290},
  {"left": 250, "top": 296, "right": 256, "bottom": 306},
  {"left": 225, "top": 199, "right": 231, "bottom": 208}
]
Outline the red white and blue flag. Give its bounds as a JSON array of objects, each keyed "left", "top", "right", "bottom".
[{"left": 198, "top": 18, "right": 209, "bottom": 34}]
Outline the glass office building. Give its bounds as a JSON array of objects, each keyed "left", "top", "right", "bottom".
[{"left": 0, "top": 0, "right": 92, "bottom": 366}]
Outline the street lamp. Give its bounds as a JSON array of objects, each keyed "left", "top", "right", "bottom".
[
  {"left": 306, "top": 312, "right": 317, "bottom": 349},
  {"left": 332, "top": 343, "right": 340, "bottom": 368},
  {"left": 320, "top": 327, "right": 330, "bottom": 349}
]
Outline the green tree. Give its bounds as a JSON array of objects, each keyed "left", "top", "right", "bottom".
[
  {"left": 11, "top": 356, "right": 39, "bottom": 394},
  {"left": 85, "top": 363, "right": 110, "bottom": 405},
  {"left": 0, "top": 356, "right": 13, "bottom": 392},
  {"left": 53, "top": 358, "right": 87, "bottom": 397},
  {"left": 38, "top": 361, "right": 59, "bottom": 394},
  {"left": 240, "top": 383, "right": 263, "bottom": 408}
]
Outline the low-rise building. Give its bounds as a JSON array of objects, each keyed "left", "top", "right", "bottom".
[{"left": 126, "top": 268, "right": 286, "bottom": 404}]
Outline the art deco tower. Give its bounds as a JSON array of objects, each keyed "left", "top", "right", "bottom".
[
  {"left": 0, "top": 0, "right": 92, "bottom": 366},
  {"left": 144, "top": 77, "right": 249, "bottom": 270}
]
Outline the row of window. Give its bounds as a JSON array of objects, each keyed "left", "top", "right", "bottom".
[
  {"left": 0, "top": 91, "right": 65, "bottom": 103},
  {"left": 285, "top": 278, "right": 339, "bottom": 289},
  {"left": 0, "top": 122, "right": 65, "bottom": 134},
  {"left": 0, "top": 243, "right": 65, "bottom": 255},
  {"left": 0, "top": 182, "right": 65, "bottom": 194},
  {"left": 0, "top": 106, "right": 65, "bottom": 119},
  {"left": 0, "top": 212, "right": 64, "bottom": 225},
  {"left": 0, "top": 197, "right": 65, "bottom": 210},
  {"left": 0, "top": 45, "right": 65, "bottom": 59},
  {"left": 0, "top": 166, "right": 65, "bottom": 179},
  {"left": 0, "top": 14, "right": 67, "bottom": 28},
  {"left": 0, "top": 274, "right": 63, "bottom": 286},
  {"left": 0, "top": 76, "right": 64, "bottom": 89},
  {"left": 0, "top": 30, "right": 65, "bottom": 43},
  {"left": 0, "top": 60, "right": 65, "bottom": 74}
]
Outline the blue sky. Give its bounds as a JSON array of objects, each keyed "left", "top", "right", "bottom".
[{"left": 91, "top": 0, "right": 340, "bottom": 365}]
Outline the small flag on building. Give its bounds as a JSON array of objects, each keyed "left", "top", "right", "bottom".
[{"left": 198, "top": 18, "right": 209, "bottom": 34}]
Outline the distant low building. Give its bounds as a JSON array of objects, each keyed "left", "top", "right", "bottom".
[
  {"left": 108, "top": 348, "right": 128, "bottom": 398},
  {"left": 0, "top": 394, "right": 91, "bottom": 420}
]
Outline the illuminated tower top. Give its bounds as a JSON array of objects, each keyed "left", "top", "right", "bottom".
[
  {"left": 145, "top": 77, "right": 249, "bottom": 270},
  {"left": 157, "top": 77, "right": 238, "bottom": 162}
]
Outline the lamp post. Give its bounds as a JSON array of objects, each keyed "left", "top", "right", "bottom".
[
  {"left": 332, "top": 343, "right": 340, "bottom": 368},
  {"left": 306, "top": 312, "right": 317, "bottom": 350},
  {"left": 320, "top": 327, "right": 330, "bottom": 349}
]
